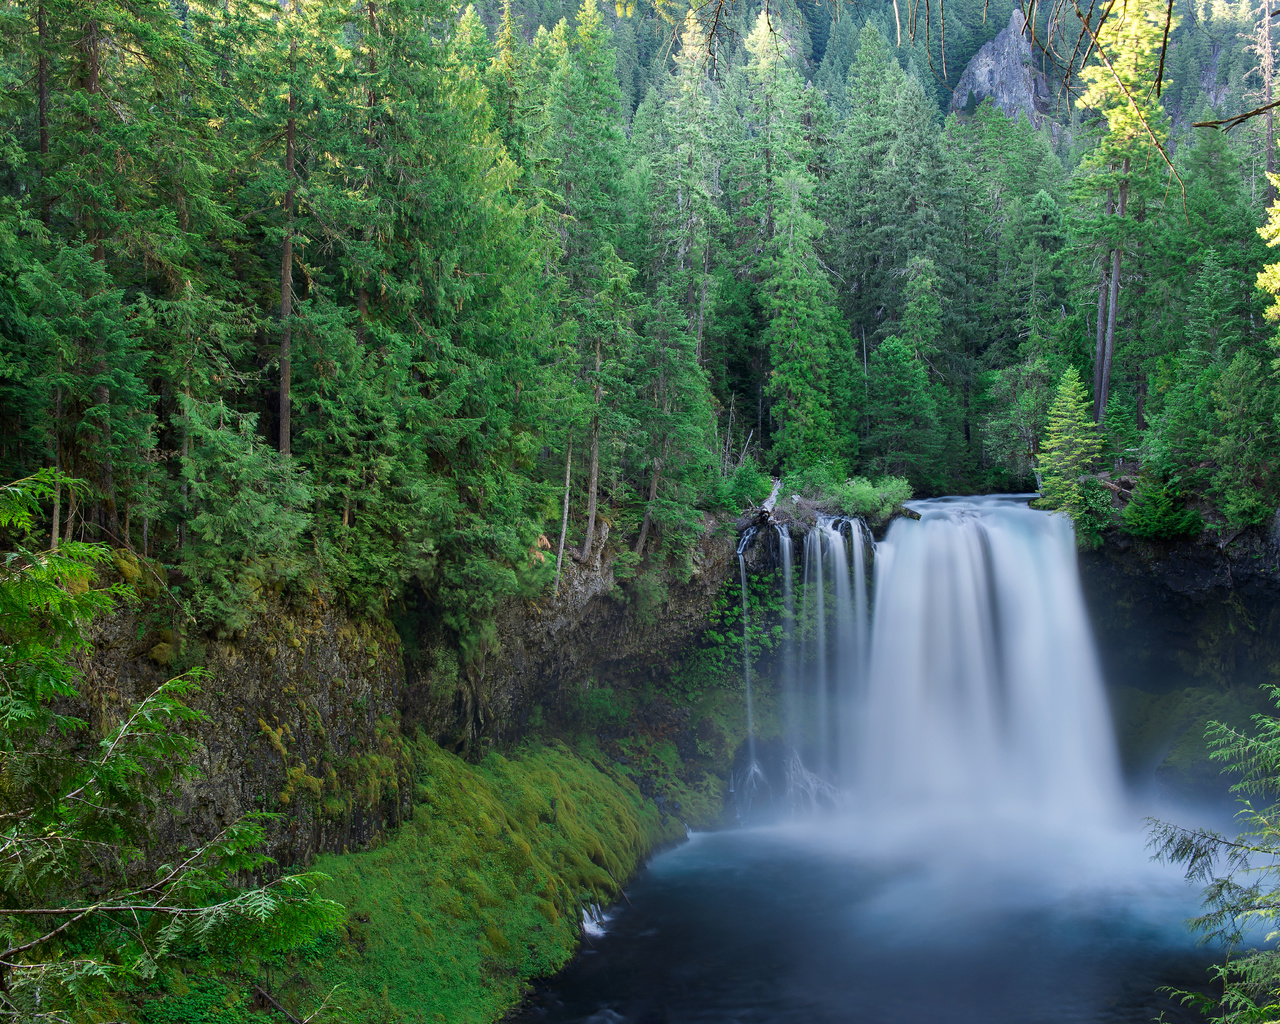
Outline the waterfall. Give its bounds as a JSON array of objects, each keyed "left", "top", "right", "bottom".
[
  {"left": 800, "top": 526, "right": 828, "bottom": 775},
  {"left": 852, "top": 496, "right": 1121, "bottom": 820},
  {"left": 738, "top": 495, "right": 1117, "bottom": 824},
  {"left": 782, "top": 516, "right": 872, "bottom": 783}
]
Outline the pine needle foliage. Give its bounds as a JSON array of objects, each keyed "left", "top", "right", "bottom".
[
  {"left": 1149, "top": 687, "right": 1280, "bottom": 1024},
  {"left": 1037, "top": 366, "right": 1104, "bottom": 528},
  {"left": 1121, "top": 476, "right": 1203, "bottom": 539}
]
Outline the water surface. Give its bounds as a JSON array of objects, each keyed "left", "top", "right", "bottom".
[{"left": 517, "top": 821, "right": 1216, "bottom": 1024}]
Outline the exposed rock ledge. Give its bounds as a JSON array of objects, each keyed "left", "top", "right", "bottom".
[{"left": 949, "top": 8, "right": 1052, "bottom": 127}]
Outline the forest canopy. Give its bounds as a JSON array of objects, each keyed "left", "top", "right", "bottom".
[{"left": 0, "top": 0, "right": 1278, "bottom": 651}]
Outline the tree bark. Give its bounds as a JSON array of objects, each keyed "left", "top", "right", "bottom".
[
  {"left": 357, "top": 0, "right": 377, "bottom": 345},
  {"left": 634, "top": 462, "right": 662, "bottom": 558},
  {"left": 577, "top": 335, "right": 603, "bottom": 561},
  {"left": 82, "top": 19, "right": 118, "bottom": 540},
  {"left": 554, "top": 439, "right": 572, "bottom": 597},
  {"left": 1099, "top": 173, "right": 1127, "bottom": 426},
  {"left": 51, "top": 385, "right": 62, "bottom": 551},
  {"left": 280, "top": 14, "right": 299, "bottom": 456},
  {"left": 695, "top": 240, "right": 710, "bottom": 367},
  {"left": 1261, "top": 0, "right": 1276, "bottom": 203},
  {"left": 37, "top": 4, "right": 49, "bottom": 225},
  {"left": 1093, "top": 195, "right": 1112, "bottom": 423}
]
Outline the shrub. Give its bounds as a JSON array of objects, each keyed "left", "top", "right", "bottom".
[{"left": 1122, "top": 477, "right": 1203, "bottom": 539}]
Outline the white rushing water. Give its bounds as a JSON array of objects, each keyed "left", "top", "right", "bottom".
[
  {"left": 769, "top": 495, "right": 1122, "bottom": 827},
  {"left": 853, "top": 495, "right": 1122, "bottom": 822}
]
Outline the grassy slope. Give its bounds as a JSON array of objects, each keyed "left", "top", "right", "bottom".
[{"left": 286, "top": 739, "right": 685, "bottom": 1024}]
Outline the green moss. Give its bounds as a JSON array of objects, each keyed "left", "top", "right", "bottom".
[
  {"left": 289, "top": 739, "right": 682, "bottom": 1024},
  {"left": 1111, "top": 684, "right": 1276, "bottom": 799}
]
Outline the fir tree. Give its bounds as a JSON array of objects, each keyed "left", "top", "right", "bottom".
[{"left": 1037, "top": 365, "right": 1104, "bottom": 523}]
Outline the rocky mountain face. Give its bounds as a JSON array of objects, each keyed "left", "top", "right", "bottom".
[{"left": 949, "top": 8, "right": 1052, "bottom": 126}]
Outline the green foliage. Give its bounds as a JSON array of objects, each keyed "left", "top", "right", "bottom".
[
  {"left": 722, "top": 459, "right": 773, "bottom": 511},
  {"left": 864, "top": 335, "right": 944, "bottom": 490},
  {"left": 297, "top": 739, "right": 681, "bottom": 1024},
  {"left": 0, "top": 0, "right": 1274, "bottom": 654},
  {"left": 1208, "top": 351, "right": 1280, "bottom": 529},
  {"left": 1149, "top": 685, "right": 1280, "bottom": 1023},
  {"left": 178, "top": 398, "right": 313, "bottom": 634},
  {"left": 1073, "top": 476, "right": 1116, "bottom": 550},
  {"left": 0, "top": 476, "right": 340, "bottom": 1022},
  {"left": 1037, "top": 366, "right": 1105, "bottom": 536},
  {"left": 1121, "top": 477, "right": 1203, "bottom": 539}
]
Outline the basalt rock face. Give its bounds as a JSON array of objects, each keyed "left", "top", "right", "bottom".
[
  {"left": 949, "top": 9, "right": 1052, "bottom": 127},
  {"left": 80, "top": 520, "right": 747, "bottom": 866},
  {"left": 80, "top": 601, "right": 410, "bottom": 867},
  {"left": 401, "top": 519, "right": 746, "bottom": 744},
  {"left": 1081, "top": 527, "right": 1280, "bottom": 802}
]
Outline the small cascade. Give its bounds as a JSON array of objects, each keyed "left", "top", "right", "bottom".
[
  {"left": 775, "top": 524, "right": 797, "bottom": 753},
  {"left": 800, "top": 527, "right": 827, "bottom": 774},
  {"left": 821, "top": 518, "right": 856, "bottom": 779},
  {"left": 736, "top": 527, "right": 759, "bottom": 769},
  {"left": 789, "top": 515, "right": 872, "bottom": 785},
  {"left": 784, "top": 751, "right": 841, "bottom": 813},
  {"left": 730, "top": 759, "right": 770, "bottom": 823}
]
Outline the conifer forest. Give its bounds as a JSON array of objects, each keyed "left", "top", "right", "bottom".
[{"left": 6, "top": 0, "right": 1280, "bottom": 1019}]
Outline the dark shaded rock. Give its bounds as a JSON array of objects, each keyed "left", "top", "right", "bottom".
[{"left": 78, "top": 602, "right": 408, "bottom": 867}]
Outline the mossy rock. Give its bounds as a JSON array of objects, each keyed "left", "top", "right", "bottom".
[
  {"left": 148, "top": 642, "right": 175, "bottom": 667},
  {"left": 112, "top": 548, "right": 142, "bottom": 585}
]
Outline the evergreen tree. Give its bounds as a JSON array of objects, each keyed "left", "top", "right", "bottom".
[
  {"left": 1074, "top": 0, "right": 1177, "bottom": 424},
  {"left": 1037, "top": 365, "right": 1104, "bottom": 523},
  {"left": 864, "top": 335, "right": 944, "bottom": 488}
]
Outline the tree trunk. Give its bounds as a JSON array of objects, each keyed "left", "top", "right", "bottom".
[
  {"left": 357, "top": 0, "right": 377, "bottom": 345},
  {"left": 577, "top": 335, "right": 603, "bottom": 561},
  {"left": 1099, "top": 175, "right": 1126, "bottom": 426},
  {"left": 50, "top": 385, "right": 62, "bottom": 551},
  {"left": 82, "top": 20, "right": 118, "bottom": 540},
  {"left": 1262, "top": 0, "right": 1276, "bottom": 203},
  {"left": 37, "top": 4, "right": 49, "bottom": 225},
  {"left": 576, "top": 416, "right": 600, "bottom": 561},
  {"left": 1093, "top": 194, "right": 1112, "bottom": 423},
  {"left": 280, "top": 20, "right": 299, "bottom": 456},
  {"left": 634, "top": 462, "right": 662, "bottom": 558},
  {"left": 695, "top": 240, "right": 710, "bottom": 367},
  {"left": 1093, "top": 266, "right": 1109, "bottom": 422},
  {"left": 554, "top": 439, "right": 572, "bottom": 597}
]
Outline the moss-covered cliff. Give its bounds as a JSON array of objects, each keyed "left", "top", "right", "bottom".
[{"left": 93, "top": 521, "right": 757, "bottom": 1024}]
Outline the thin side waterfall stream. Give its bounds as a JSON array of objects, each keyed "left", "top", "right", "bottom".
[{"left": 517, "top": 496, "right": 1220, "bottom": 1024}]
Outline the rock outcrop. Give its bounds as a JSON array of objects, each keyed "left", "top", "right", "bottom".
[
  {"left": 79, "top": 519, "right": 748, "bottom": 866},
  {"left": 949, "top": 8, "right": 1052, "bottom": 126},
  {"left": 401, "top": 518, "right": 746, "bottom": 745},
  {"left": 81, "top": 600, "right": 410, "bottom": 866}
]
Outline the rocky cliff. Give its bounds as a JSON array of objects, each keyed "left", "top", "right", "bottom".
[
  {"left": 81, "top": 522, "right": 746, "bottom": 866},
  {"left": 949, "top": 8, "right": 1052, "bottom": 126},
  {"left": 400, "top": 518, "right": 745, "bottom": 745},
  {"left": 1082, "top": 526, "right": 1280, "bottom": 801}
]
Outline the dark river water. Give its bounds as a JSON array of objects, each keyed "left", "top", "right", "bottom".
[{"left": 515, "top": 816, "right": 1219, "bottom": 1024}]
